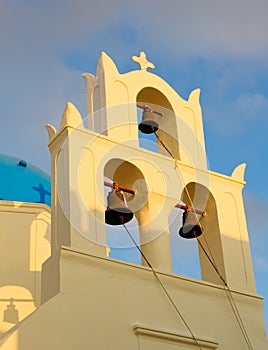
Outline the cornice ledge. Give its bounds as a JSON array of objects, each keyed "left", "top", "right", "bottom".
[{"left": 133, "top": 323, "right": 218, "bottom": 349}]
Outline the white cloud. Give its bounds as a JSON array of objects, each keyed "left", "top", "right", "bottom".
[
  {"left": 119, "top": 0, "right": 268, "bottom": 60},
  {"left": 2, "top": 0, "right": 268, "bottom": 60}
]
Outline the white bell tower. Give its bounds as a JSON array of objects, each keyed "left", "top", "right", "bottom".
[
  {"left": 43, "top": 51, "right": 256, "bottom": 296},
  {"left": 30, "top": 51, "right": 267, "bottom": 350},
  {"left": 1, "top": 50, "right": 268, "bottom": 350}
]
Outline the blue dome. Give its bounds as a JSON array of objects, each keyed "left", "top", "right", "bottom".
[{"left": 0, "top": 154, "right": 51, "bottom": 206}]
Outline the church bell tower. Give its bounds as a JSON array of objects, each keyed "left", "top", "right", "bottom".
[
  {"left": 44, "top": 51, "right": 256, "bottom": 291},
  {"left": 37, "top": 51, "right": 268, "bottom": 350}
]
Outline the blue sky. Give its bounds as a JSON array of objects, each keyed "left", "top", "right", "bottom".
[{"left": 1, "top": 0, "right": 268, "bottom": 332}]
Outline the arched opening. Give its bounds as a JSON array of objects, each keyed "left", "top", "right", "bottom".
[
  {"left": 104, "top": 159, "right": 149, "bottom": 265},
  {"left": 136, "top": 87, "right": 180, "bottom": 160},
  {"left": 180, "top": 182, "right": 225, "bottom": 285}
]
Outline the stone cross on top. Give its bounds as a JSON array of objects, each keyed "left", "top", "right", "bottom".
[{"left": 132, "top": 51, "right": 155, "bottom": 71}]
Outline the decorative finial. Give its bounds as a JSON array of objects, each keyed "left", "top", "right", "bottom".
[{"left": 132, "top": 51, "right": 155, "bottom": 71}]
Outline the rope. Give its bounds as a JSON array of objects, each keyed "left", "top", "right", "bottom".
[
  {"left": 122, "top": 223, "right": 204, "bottom": 350},
  {"left": 154, "top": 132, "right": 175, "bottom": 160},
  {"left": 153, "top": 131, "right": 254, "bottom": 350}
]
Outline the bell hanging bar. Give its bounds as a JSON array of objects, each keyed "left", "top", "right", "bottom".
[
  {"left": 104, "top": 181, "right": 135, "bottom": 195},
  {"left": 104, "top": 182, "right": 206, "bottom": 216},
  {"left": 175, "top": 203, "right": 206, "bottom": 216},
  {"left": 137, "top": 104, "right": 163, "bottom": 117},
  {"left": 137, "top": 104, "right": 163, "bottom": 134}
]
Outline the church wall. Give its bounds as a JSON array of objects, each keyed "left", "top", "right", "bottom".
[
  {"left": 0, "top": 201, "right": 50, "bottom": 334},
  {"left": 0, "top": 248, "right": 267, "bottom": 350}
]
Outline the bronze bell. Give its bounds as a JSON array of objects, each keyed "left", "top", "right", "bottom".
[
  {"left": 179, "top": 210, "right": 203, "bottom": 239},
  {"left": 105, "top": 184, "right": 133, "bottom": 225},
  {"left": 138, "top": 108, "right": 159, "bottom": 134}
]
